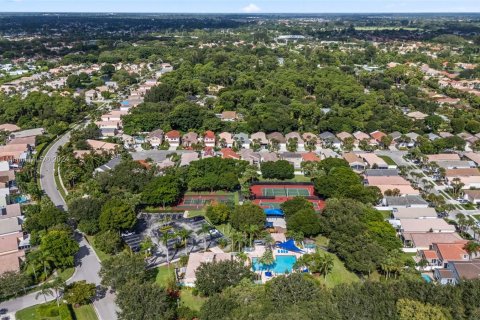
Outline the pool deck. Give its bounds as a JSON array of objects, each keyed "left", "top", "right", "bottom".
[{"left": 248, "top": 243, "right": 304, "bottom": 283}]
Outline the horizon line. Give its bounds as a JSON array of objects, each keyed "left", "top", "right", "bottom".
[{"left": 1, "top": 11, "right": 480, "bottom": 14}]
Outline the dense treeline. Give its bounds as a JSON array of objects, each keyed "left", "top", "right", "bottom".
[
  {"left": 199, "top": 274, "right": 480, "bottom": 320},
  {"left": 0, "top": 92, "right": 90, "bottom": 134}
]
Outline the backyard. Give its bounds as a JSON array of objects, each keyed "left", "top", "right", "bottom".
[{"left": 155, "top": 266, "right": 206, "bottom": 311}]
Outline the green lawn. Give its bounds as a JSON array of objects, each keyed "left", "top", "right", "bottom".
[
  {"left": 180, "top": 289, "right": 206, "bottom": 311},
  {"left": 16, "top": 302, "right": 98, "bottom": 320},
  {"left": 72, "top": 304, "right": 98, "bottom": 320},
  {"left": 155, "top": 265, "right": 175, "bottom": 286},
  {"left": 57, "top": 267, "right": 75, "bottom": 281},
  {"left": 186, "top": 209, "right": 207, "bottom": 219},
  {"left": 85, "top": 235, "right": 110, "bottom": 262},
  {"left": 314, "top": 236, "right": 359, "bottom": 287},
  {"left": 315, "top": 249, "right": 360, "bottom": 288},
  {"left": 154, "top": 267, "right": 205, "bottom": 310},
  {"left": 378, "top": 155, "right": 396, "bottom": 166},
  {"left": 473, "top": 215, "right": 480, "bottom": 221}
]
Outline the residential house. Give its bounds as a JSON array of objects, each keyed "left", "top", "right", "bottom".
[
  {"left": 365, "top": 169, "right": 399, "bottom": 176},
  {"left": 220, "top": 148, "right": 241, "bottom": 160},
  {"left": 0, "top": 211, "right": 26, "bottom": 274},
  {"left": 182, "top": 132, "right": 199, "bottom": 148},
  {"left": 382, "top": 195, "right": 429, "bottom": 208},
  {"left": 100, "top": 110, "right": 128, "bottom": 122},
  {"left": 281, "top": 152, "right": 303, "bottom": 170},
  {"left": 285, "top": 132, "right": 305, "bottom": 151},
  {"left": 353, "top": 131, "right": 370, "bottom": 142},
  {"left": 430, "top": 241, "right": 471, "bottom": 268},
  {"left": 358, "top": 153, "right": 389, "bottom": 169},
  {"left": 218, "top": 132, "right": 234, "bottom": 148},
  {"left": 260, "top": 152, "right": 279, "bottom": 163},
  {"left": 146, "top": 129, "right": 164, "bottom": 147},
  {"left": 370, "top": 130, "right": 387, "bottom": 143},
  {"left": 84, "top": 89, "right": 98, "bottom": 104},
  {"left": 438, "top": 161, "right": 475, "bottom": 169},
  {"left": 445, "top": 168, "right": 480, "bottom": 189},
  {"left": 165, "top": 130, "right": 181, "bottom": 147},
  {"left": 182, "top": 252, "right": 233, "bottom": 287},
  {"left": 0, "top": 144, "right": 30, "bottom": 164},
  {"left": 233, "top": 133, "right": 251, "bottom": 150},
  {"left": 94, "top": 157, "right": 122, "bottom": 174},
  {"left": 218, "top": 111, "right": 241, "bottom": 122},
  {"left": 301, "top": 152, "right": 321, "bottom": 163},
  {"left": 402, "top": 232, "right": 463, "bottom": 251},
  {"left": 9, "top": 128, "right": 44, "bottom": 140},
  {"left": 463, "top": 189, "right": 480, "bottom": 204},
  {"left": 239, "top": 149, "right": 261, "bottom": 165},
  {"left": 427, "top": 153, "right": 461, "bottom": 163},
  {"left": 336, "top": 131, "right": 353, "bottom": 142},
  {"left": 8, "top": 136, "right": 36, "bottom": 147},
  {"left": 343, "top": 152, "right": 366, "bottom": 172},
  {"left": 86, "top": 139, "right": 118, "bottom": 153},
  {"left": 180, "top": 153, "right": 199, "bottom": 167},
  {"left": 392, "top": 207, "right": 438, "bottom": 220},
  {"left": 406, "top": 111, "right": 428, "bottom": 120},
  {"left": 398, "top": 219, "right": 456, "bottom": 234},
  {"left": 250, "top": 132, "right": 268, "bottom": 150},
  {"left": 436, "top": 261, "right": 480, "bottom": 284},
  {"left": 203, "top": 131, "right": 216, "bottom": 148},
  {"left": 319, "top": 132, "right": 341, "bottom": 149},
  {"left": 266, "top": 132, "right": 286, "bottom": 151},
  {"left": 463, "top": 152, "right": 480, "bottom": 166},
  {"left": 0, "top": 124, "right": 20, "bottom": 132}
]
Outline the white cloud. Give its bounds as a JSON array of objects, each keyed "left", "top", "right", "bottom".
[{"left": 242, "top": 3, "right": 261, "bottom": 13}]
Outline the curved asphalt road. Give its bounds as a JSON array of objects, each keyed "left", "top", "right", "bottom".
[{"left": 0, "top": 129, "right": 118, "bottom": 320}]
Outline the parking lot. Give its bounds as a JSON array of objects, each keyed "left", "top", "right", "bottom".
[{"left": 136, "top": 213, "right": 226, "bottom": 267}]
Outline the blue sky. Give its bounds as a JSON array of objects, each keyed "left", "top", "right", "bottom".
[{"left": 0, "top": 0, "right": 479, "bottom": 13}]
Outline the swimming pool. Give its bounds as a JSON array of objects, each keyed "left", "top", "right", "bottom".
[
  {"left": 422, "top": 274, "right": 432, "bottom": 283},
  {"left": 252, "top": 255, "right": 297, "bottom": 274}
]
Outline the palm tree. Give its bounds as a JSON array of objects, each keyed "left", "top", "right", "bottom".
[
  {"left": 176, "top": 228, "right": 193, "bottom": 256},
  {"left": 247, "top": 225, "right": 260, "bottom": 247},
  {"left": 463, "top": 241, "right": 480, "bottom": 260},
  {"left": 197, "top": 224, "right": 212, "bottom": 252},
  {"left": 161, "top": 232, "right": 174, "bottom": 266},
  {"left": 36, "top": 284, "right": 54, "bottom": 302},
  {"left": 318, "top": 254, "right": 334, "bottom": 280},
  {"left": 236, "top": 252, "right": 249, "bottom": 266},
  {"left": 231, "top": 231, "right": 244, "bottom": 252},
  {"left": 49, "top": 277, "right": 65, "bottom": 307},
  {"left": 259, "top": 249, "right": 275, "bottom": 271}
]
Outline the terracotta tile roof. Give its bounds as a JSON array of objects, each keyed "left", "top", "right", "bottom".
[
  {"left": 422, "top": 250, "right": 438, "bottom": 260},
  {"left": 434, "top": 241, "right": 469, "bottom": 262},
  {"left": 367, "top": 176, "right": 410, "bottom": 186},
  {"left": 204, "top": 131, "right": 215, "bottom": 139},
  {"left": 445, "top": 168, "right": 480, "bottom": 177},
  {"left": 427, "top": 154, "right": 460, "bottom": 162},
  {"left": 370, "top": 130, "right": 386, "bottom": 142},
  {"left": 302, "top": 152, "right": 321, "bottom": 162},
  {"left": 343, "top": 152, "right": 363, "bottom": 164},
  {"left": 165, "top": 130, "right": 181, "bottom": 139},
  {"left": 220, "top": 148, "right": 240, "bottom": 160}
]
